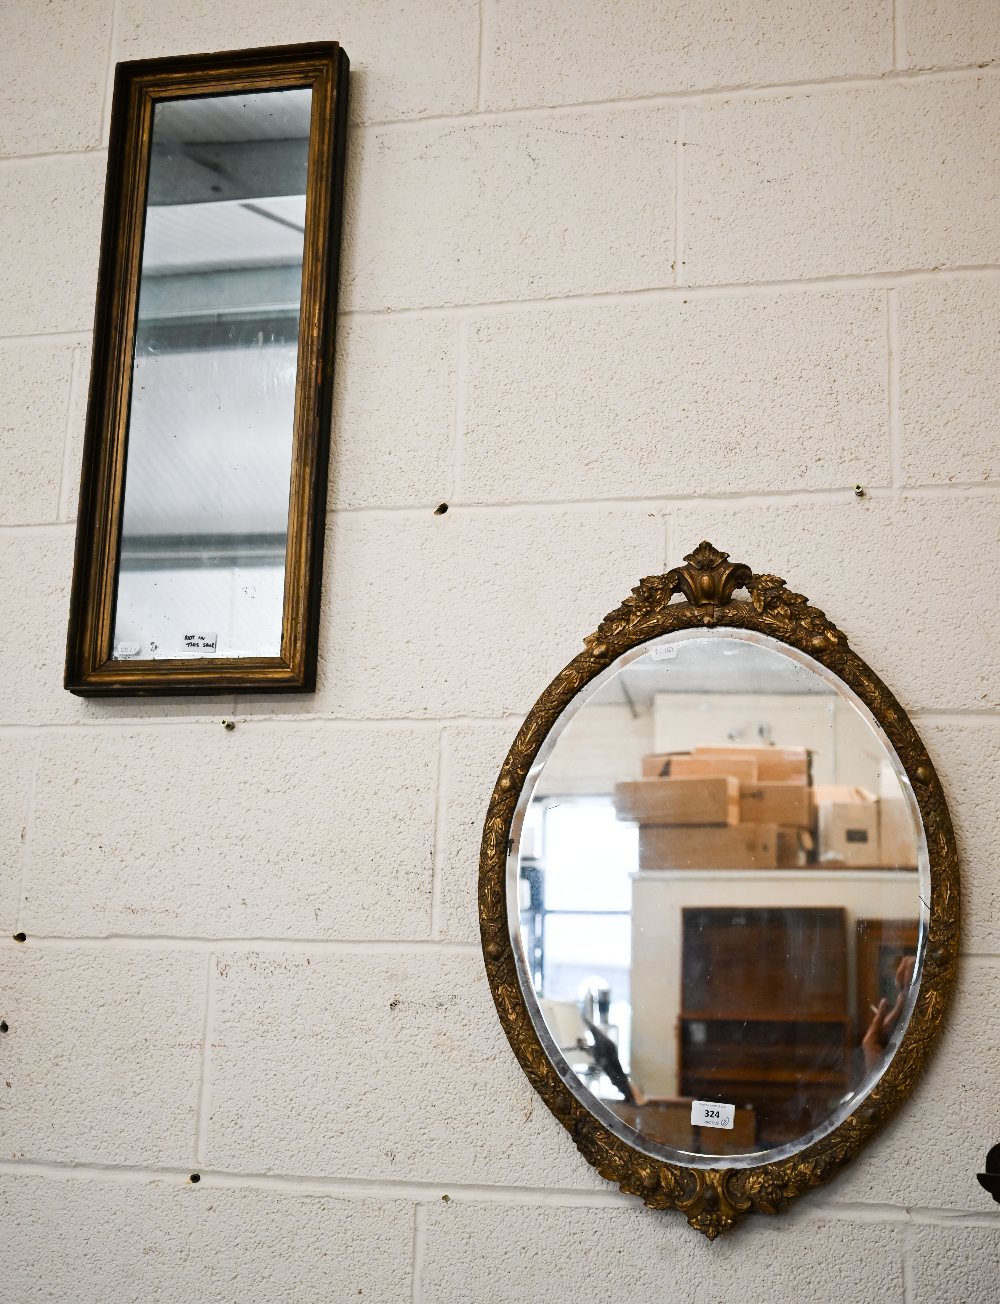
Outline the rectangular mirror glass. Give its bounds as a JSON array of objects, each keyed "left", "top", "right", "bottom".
[{"left": 66, "top": 44, "right": 349, "bottom": 694}]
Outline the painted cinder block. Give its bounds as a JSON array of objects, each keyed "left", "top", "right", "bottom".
[
  {"left": 460, "top": 290, "right": 889, "bottom": 502},
  {"left": 667, "top": 494, "right": 1000, "bottom": 712},
  {"left": 0, "top": 155, "right": 104, "bottom": 336},
  {"left": 438, "top": 722, "right": 522, "bottom": 944},
  {"left": 0, "top": 343, "right": 78, "bottom": 526},
  {"left": 0, "top": 0, "right": 110, "bottom": 155},
  {"left": 0, "top": 1174, "right": 413, "bottom": 1303},
  {"left": 0, "top": 532, "right": 241, "bottom": 727},
  {"left": 311, "top": 506, "right": 665, "bottom": 719},
  {"left": 114, "top": 0, "right": 480, "bottom": 125},
  {"left": 24, "top": 723, "right": 438, "bottom": 939},
  {"left": 905, "top": 0, "right": 1000, "bottom": 70},
  {"left": 330, "top": 316, "right": 459, "bottom": 509},
  {"left": 419, "top": 1200, "right": 905, "bottom": 1304},
  {"left": 683, "top": 77, "right": 1000, "bottom": 285},
  {"left": 919, "top": 718, "right": 1000, "bottom": 956},
  {"left": 481, "top": 0, "right": 891, "bottom": 111},
  {"left": 0, "top": 529, "right": 76, "bottom": 726},
  {"left": 2, "top": 946, "right": 204, "bottom": 1166},
  {"left": 908, "top": 1225, "right": 1000, "bottom": 1304},
  {"left": 897, "top": 279, "right": 1000, "bottom": 487},
  {"left": 0, "top": 738, "right": 36, "bottom": 935},
  {"left": 204, "top": 949, "right": 606, "bottom": 1190},
  {"left": 342, "top": 106, "right": 676, "bottom": 311}
]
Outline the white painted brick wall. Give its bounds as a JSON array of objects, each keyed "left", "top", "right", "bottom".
[{"left": 0, "top": 1, "right": 997, "bottom": 1299}]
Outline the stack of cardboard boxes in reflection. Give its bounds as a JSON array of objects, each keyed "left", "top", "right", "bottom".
[{"left": 614, "top": 746, "right": 917, "bottom": 869}]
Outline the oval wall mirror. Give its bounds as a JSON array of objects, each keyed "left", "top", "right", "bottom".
[{"left": 480, "top": 542, "right": 958, "bottom": 1238}]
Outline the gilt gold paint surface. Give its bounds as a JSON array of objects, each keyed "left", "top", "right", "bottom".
[{"left": 479, "top": 542, "right": 959, "bottom": 1239}]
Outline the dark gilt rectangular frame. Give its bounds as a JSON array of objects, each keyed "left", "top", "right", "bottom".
[{"left": 65, "top": 42, "right": 349, "bottom": 696}]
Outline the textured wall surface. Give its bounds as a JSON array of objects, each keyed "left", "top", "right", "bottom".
[{"left": 1, "top": 1, "right": 998, "bottom": 1300}]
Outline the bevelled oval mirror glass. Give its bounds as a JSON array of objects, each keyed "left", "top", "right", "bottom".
[{"left": 509, "top": 628, "right": 927, "bottom": 1166}]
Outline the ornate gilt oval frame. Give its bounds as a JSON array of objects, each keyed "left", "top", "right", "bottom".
[{"left": 479, "top": 542, "right": 959, "bottom": 1239}]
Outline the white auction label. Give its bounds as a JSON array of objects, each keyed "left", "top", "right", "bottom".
[
  {"left": 691, "top": 1099, "right": 735, "bottom": 1130},
  {"left": 648, "top": 643, "right": 679, "bottom": 660}
]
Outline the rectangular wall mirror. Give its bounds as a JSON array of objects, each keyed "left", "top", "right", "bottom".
[{"left": 66, "top": 43, "right": 349, "bottom": 695}]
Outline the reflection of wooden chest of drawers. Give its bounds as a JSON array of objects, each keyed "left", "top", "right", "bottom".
[
  {"left": 678, "top": 907, "right": 850, "bottom": 1149},
  {"left": 607, "top": 1098, "right": 756, "bottom": 1156}
]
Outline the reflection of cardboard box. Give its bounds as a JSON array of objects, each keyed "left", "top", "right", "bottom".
[
  {"left": 614, "top": 777, "right": 740, "bottom": 826},
  {"left": 643, "top": 752, "right": 759, "bottom": 784},
  {"left": 694, "top": 746, "right": 810, "bottom": 784},
  {"left": 741, "top": 782, "right": 812, "bottom": 829},
  {"left": 814, "top": 785, "right": 879, "bottom": 866},
  {"left": 638, "top": 823, "right": 778, "bottom": 870},
  {"left": 777, "top": 826, "right": 814, "bottom": 868},
  {"left": 879, "top": 798, "right": 919, "bottom": 867}
]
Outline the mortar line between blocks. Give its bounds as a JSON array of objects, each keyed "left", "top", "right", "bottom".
[
  {"left": 11, "top": 737, "right": 43, "bottom": 935},
  {"left": 887, "top": 287, "right": 903, "bottom": 494},
  {"left": 360, "top": 59, "right": 999, "bottom": 129},
  {"left": 3, "top": 267, "right": 1000, "bottom": 339},
  {"left": 0, "top": 716, "right": 526, "bottom": 738},
  {"left": 3, "top": 1160, "right": 996, "bottom": 1225},
  {"left": 411, "top": 1203, "right": 428, "bottom": 1304},
  {"left": 12, "top": 479, "right": 988, "bottom": 538},
  {"left": 893, "top": 0, "right": 908, "bottom": 73},
  {"left": 0, "top": 701, "right": 993, "bottom": 740},
  {"left": 475, "top": 0, "right": 488, "bottom": 112},
  {"left": 100, "top": 0, "right": 120, "bottom": 144},
  {"left": 673, "top": 109, "right": 685, "bottom": 285},
  {"left": 194, "top": 953, "right": 217, "bottom": 1167},
  {"left": 4, "top": 481, "right": 996, "bottom": 539},
  {"left": 429, "top": 729, "right": 448, "bottom": 941},
  {"left": 7, "top": 935, "right": 484, "bottom": 956},
  {"left": 1, "top": 60, "right": 996, "bottom": 171},
  {"left": 902, "top": 1219, "right": 915, "bottom": 1304},
  {"left": 335, "top": 264, "right": 1000, "bottom": 322}
]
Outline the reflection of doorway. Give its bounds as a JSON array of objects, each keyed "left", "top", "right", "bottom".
[
  {"left": 854, "top": 918, "right": 920, "bottom": 1041},
  {"left": 519, "top": 797, "right": 636, "bottom": 1075}
]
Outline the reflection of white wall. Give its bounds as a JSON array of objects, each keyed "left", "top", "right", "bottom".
[
  {"left": 654, "top": 692, "right": 837, "bottom": 780},
  {"left": 115, "top": 562, "right": 285, "bottom": 659},
  {"left": 536, "top": 693, "right": 895, "bottom": 794},
  {"left": 653, "top": 692, "right": 888, "bottom": 789},
  {"left": 535, "top": 704, "right": 654, "bottom": 795},
  {"left": 630, "top": 869, "right": 922, "bottom": 1098},
  {"left": 123, "top": 343, "right": 297, "bottom": 537}
]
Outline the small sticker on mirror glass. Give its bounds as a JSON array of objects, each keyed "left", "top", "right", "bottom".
[{"left": 691, "top": 1100, "right": 735, "bottom": 1130}]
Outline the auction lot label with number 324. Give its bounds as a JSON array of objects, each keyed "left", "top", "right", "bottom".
[{"left": 691, "top": 1099, "right": 735, "bottom": 1130}]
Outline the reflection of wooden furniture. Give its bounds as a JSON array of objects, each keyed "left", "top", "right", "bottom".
[
  {"left": 608, "top": 1098, "right": 755, "bottom": 1156},
  {"left": 855, "top": 918, "right": 920, "bottom": 1039},
  {"left": 629, "top": 869, "right": 920, "bottom": 1097},
  {"left": 678, "top": 907, "right": 850, "bottom": 1148}
]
